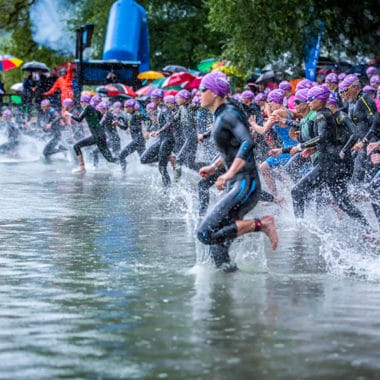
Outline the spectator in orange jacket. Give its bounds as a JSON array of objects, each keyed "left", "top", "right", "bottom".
[{"left": 44, "top": 63, "right": 74, "bottom": 106}]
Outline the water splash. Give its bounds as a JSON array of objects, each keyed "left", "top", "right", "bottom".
[{"left": 295, "top": 205, "right": 380, "bottom": 281}]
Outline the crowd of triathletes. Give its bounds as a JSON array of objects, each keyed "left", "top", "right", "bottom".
[{"left": 0, "top": 64, "right": 379, "bottom": 238}]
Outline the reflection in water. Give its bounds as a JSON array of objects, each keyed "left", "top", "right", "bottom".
[{"left": 0, "top": 160, "right": 379, "bottom": 379}]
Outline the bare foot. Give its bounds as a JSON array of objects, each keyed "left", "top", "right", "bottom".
[
  {"left": 72, "top": 166, "right": 86, "bottom": 174},
  {"left": 169, "top": 155, "right": 176, "bottom": 170},
  {"left": 260, "top": 215, "right": 278, "bottom": 250}
]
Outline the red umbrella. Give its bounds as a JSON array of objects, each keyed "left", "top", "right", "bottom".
[
  {"left": 163, "top": 89, "right": 179, "bottom": 96},
  {"left": 97, "top": 83, "right": 136, "bottom": 97},
  {"left": 185, "top": 77, "right": 202, "bottom": 90},
  {"left": 163, "top": 71, "right": 196, "bottom": 88},
  {"left": 135, "top": 84, "right": 154, "bottom": 97}
]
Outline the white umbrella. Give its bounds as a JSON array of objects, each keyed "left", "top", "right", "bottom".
[{"left": 10, "top": 82, "right": 23, "bottom": 92}]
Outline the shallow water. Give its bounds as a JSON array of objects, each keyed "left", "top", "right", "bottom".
[{"left": 0, "top": 156, "right": 379, "bottom": 380}]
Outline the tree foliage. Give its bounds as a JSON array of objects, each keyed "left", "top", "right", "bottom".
[{"left": 206, "top": 0, "right": 380, "bottom": 72}]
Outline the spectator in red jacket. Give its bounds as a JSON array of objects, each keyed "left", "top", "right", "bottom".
[{"left": 44, "top": 63, "right": 74, "bottom": 106}]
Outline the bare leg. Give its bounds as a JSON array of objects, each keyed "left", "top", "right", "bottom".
[
  {"left": 259, "top": 161, "right": 278, "bottom": 197},
  {"left": 236, "top": 215, "right": 278, "bottom": 250},
  {"left": 72, "top": 154, "right": 86, "bottom": 174}
]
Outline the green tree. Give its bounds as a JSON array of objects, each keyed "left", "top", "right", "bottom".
[{"left": 206, "top": 0, "right": 380, "bottom": 73}]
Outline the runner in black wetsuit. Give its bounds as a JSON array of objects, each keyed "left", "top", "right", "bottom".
[
  {"left": 366, "top": 141, "right": 380, "bottom": 238},
  {"left": 0, "top": 109, "right": 20, "bottom": 156},
  {"left": 118, "top": 99, "right": 150, "bottom": 172},
  {"left": 39, "top": 99, "right": 67, "bottom": 160},
  {"left": 172, "top": 89, "right": 202, "bottom": 180},
  {"left": 65, "top": 94, "right": 117, "bottom": 174},
  {"left": 140, "top": 89, "right": 175, "bottom": 186},
  {"left": 340, "top": 74, "right": 380, "bottom": 190},
  {"left": 97, "top": 101, "right": 121, "bottom": 157},
  {"left": 290, "top": 85, "right": 372, "bottom": 231},
  {"left": 196, "top": 72, "right": 278, "bottom": 272}
]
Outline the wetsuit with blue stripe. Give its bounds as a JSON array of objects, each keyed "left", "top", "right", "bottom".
[{"left": 197, "top": 102, "right": 261, "bottom": 268}]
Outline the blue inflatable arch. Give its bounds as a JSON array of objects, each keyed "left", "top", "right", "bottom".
[{"left": 103, "top": 0, "right": 150, "bottom": 72}]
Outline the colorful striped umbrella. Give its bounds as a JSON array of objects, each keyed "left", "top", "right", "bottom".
[{"left": 0, "top": 55, "right": 23, "bottom": 72}]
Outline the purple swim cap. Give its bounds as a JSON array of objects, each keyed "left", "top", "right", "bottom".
[
  {"left": 90, "top": 95, "right": 102, "bottom": 107},
  {"left": 192, "top": 95, "right": 200, "bottom": 105},
  {"left": 339, "top": 74, "right": 361, "bottom": 92},
  {"left": 295, "top": 79, "right": 313, "bottom": 91},
  {"left": 177, "top": 89, "right": 191, "bottom": 100},
  {"left": 41, "top": 99, "right": 50, "bottom": 107},
  {"left": 2, "top": 109, "right": 12, "bottom": 117},
  {"left": 363, "top": 85, "right": 376, "bottom": 94},
  {"left": 164, "top": 95, "right": 176, "bottom": 105},
  {"left": 337, "top": 72, "right": 347, "bottom": 81},
  {"left": 366, "top": 66, "right": 378, "bottom": 77},
  {"left": 307, "top": 85, "right": 331, "bottom": 102},
  {"left": 191, "top": 88, "right": 198, "bottom": 97},
  {"left": 80, "top": 93, "right": 91, "bottom": 103},
  {"left": 150, "top": 89, "right": 164, "bottom": 99},
  {"left": 325, "top": 73, "right": 339, "bottom": 84},
  {"left": 241, "top": 90, "right": 255, "bottom": 100},
  {"left": 294, "top": 89, "right": 309, "bottom": 103},
  {"left": 63, "top": 98, "right": 74, "bottom": 107},
  {"left": 255, "top": 92, "right": 266, "bottom": 102},
  {"left": 146, "top": 102, "right": 157, "bottom": 111},
  {"left": 279, "top": 81, "right": 292, "bottom": 91},
  {"left": 326, "top": 93, "right": 339, "bottom": 106},
  {"left": 370, "top": 75, "right": 380, "bottom": 86},
  {"left": 134, "top": 103, "right": 141, "bottom": 111},
  {"left": 231, "top": 93, "right": 242, "bottom": 101},
  {"left": 124, "top": 99, "right": 136, "bottom": 107},
  {"left": 267, "top": 89, "right": 285, "bottom": 104},
  {"left": 200, "top": 72, "right": 231, "bottom": 97},
  {"left": 96, "top": 101, "right": 109, "bottom": 111},
  {"left": 113, "top": 101, "right": 122, "bottom": 109}
]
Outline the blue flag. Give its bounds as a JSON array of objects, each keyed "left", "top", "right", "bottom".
[{"left": 304, "top": 21, "right": 324, "bottom": 81}]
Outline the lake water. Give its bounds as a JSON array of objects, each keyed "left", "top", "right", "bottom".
[{"left": 0, "top": 152, "right": 379, "bottom": 380}]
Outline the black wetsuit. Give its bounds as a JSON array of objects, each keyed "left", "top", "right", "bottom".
[
  {"left": 101, "top": 111, "right": 121, "bottom": 155},
  {"left": 119, "top": 111, "right": 149, "bottom": 171},
  {"left": 291, "top": 107, "right": 370, "bottom": 229},
  {"left": 239, "top": 99, "right": 267, "bottom": 162},
  {"left": 172, "top": 107, "right": 184, "bottom": 155},
  {"left": 140, "top": 103, "right": 175, "bottom": 186},
  {"left": 175, "top": 103, "right": 202, "bottom": 171},
  {"left": 39, "top": 107, "right": 66, "bottom": 158},
  {"left": 349, "top": 92, "right": 380, "bottom": 185},
  {"left": 197, "top": 102, "right": 261, "bottom": 268},
  {"left": 0, "top": 121, "right": 20, "bottom": 154},
  {"left": 71, "top": 104, "right": 116, "bottom": 163},
  {"left": 284, "top": 110, "right": 317, "bottom": 182}
]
